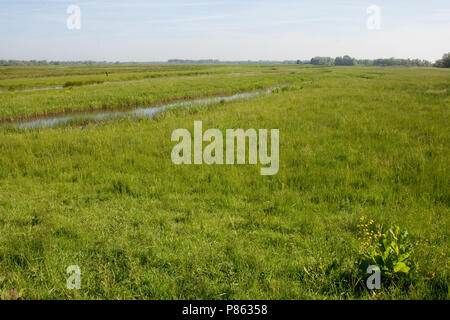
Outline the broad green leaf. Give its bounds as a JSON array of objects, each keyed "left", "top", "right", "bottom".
[{"left": 393, "top": 262, "right": 410, "bottom": 274}]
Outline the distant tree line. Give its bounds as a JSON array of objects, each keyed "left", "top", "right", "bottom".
[
  {"left": 1, "top": 54, "right": 449, "bottom": 67},
  {"left": 168, "top": 59, "right": 220, "bottom": 64},
  {"left": 307, "top": 55, "right": 433, "bottom": 67},
  {"left": 0, "top": 59, "right": 299, "bottom": 66},
  {"left": 0, "top": 60, "right": 122, "bottom": 66},
  {"left": 434, "top": 53, "right": 450, "bottom": 68},
  {"left": 167, "top": 59, "right": 298, "bottom": 65}
]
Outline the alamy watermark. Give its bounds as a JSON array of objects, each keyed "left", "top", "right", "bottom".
[
  {"left": 171, "top": 121, "right": 279, "bottom": 175},
  {"left": 66, "top": 265, "right": 81, "bottom": 290},
  {"left": 66, "top": 5, "right": 81, "bottom": 30},
  {"left": 366, "top": 5, "right": 381, "bottom": 30},
  {"left": 366, "top": 265, "right": 381, "bottom": 289}
]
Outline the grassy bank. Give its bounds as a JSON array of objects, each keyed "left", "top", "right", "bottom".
[{"left": 0, "top": 69, "right": 301, "bottom": 120}]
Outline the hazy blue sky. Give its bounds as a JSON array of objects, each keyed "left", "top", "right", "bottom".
[{"left": 1, "top": 0, "right": 449, "bottom": 61}]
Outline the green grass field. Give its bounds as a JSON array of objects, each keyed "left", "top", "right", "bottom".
[{"left": 0, "top": 65, "right": 448, "bottom": 299}]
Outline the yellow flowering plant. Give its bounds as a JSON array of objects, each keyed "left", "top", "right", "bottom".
[{"left": 357, "top": 218, "right": 417, "bottom": 281}]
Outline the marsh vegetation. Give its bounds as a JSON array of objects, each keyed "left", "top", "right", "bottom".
[{"left": 0, "top": 64, "right": 448, "bottom": 299}]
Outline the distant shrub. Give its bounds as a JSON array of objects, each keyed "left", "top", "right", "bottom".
[
  {"left": 310, "top": 56, "right": 335, "bottom": 66},
  {"left": 335, "top": 55, "right": 357, "bottom": 66}
]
